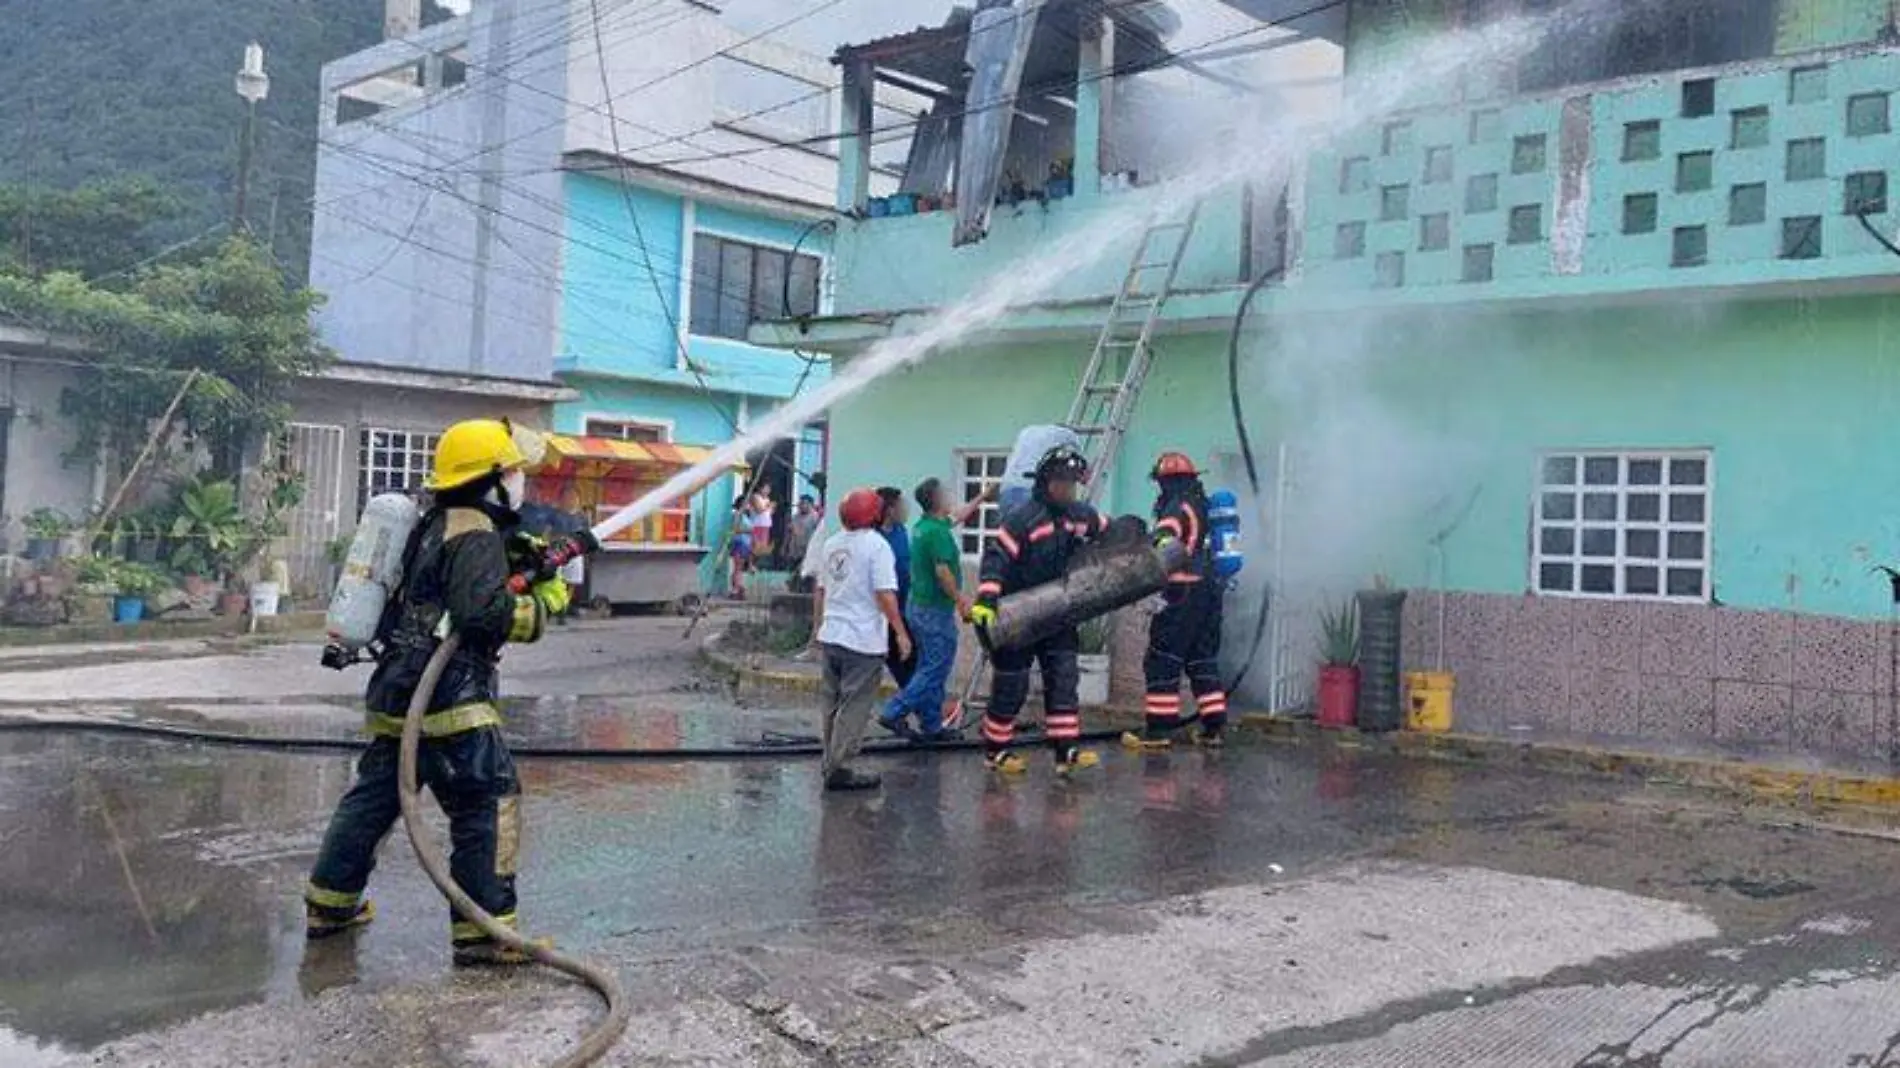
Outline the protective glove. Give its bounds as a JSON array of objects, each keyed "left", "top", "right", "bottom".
[
  {"left": 968, "top": 602, "right": 997, "bottom": 631},
  {"left": 531, "top": 575, "right": 571, "bottom": 617}
]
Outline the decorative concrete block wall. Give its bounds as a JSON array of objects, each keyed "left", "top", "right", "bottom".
[{"left": 1400, "top": 590, "right": 1895, "bottom": 757}]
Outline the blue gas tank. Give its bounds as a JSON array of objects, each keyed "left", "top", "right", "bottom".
[{"left": 1207, "top": 489, "right": 1244, "bottom": 581}]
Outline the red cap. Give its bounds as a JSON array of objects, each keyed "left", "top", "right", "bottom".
[{"left": 839, "top": 488, "right": 883, "bottom": 531}]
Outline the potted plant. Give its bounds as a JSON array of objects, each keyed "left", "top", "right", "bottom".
[
  {"left": 169, "top": 479, "right": 246, "bottom": 596},
  {"left": 1076, "top": 615, "right": 1113, "bottom": 707},
  {"left": 23, "top": 509, "right": 72, "bottom": 561},
  {"left": 111, "top": 562, "right": 162, "bottom": 624},
  {"left": 1316, "top": 599, "right": 1360, "bottom": 730},
  {"left": 69, "top": 556, "right": 119, "bottom": 624}
]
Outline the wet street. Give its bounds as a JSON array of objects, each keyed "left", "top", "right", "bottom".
[{"left": 5, "top": 620, "right": 1900, "bottom": 1066}]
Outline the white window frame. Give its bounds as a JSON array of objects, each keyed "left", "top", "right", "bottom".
[
  {"left": 581, "top": 414, "right": 674, "bottom": 443},
  {"left": 1531, "top": 448, "right": 1713, "bottom": 603},
  {"left": 955, "top": 449, "right": 1012, "bottom": 560},
  {"left": 357, "top": 427, "right": 441, "bottom": 512}
]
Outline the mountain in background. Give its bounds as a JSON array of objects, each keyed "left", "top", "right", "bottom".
[{"left": 1, "top": 0, "right": 452, "bottom": 281}]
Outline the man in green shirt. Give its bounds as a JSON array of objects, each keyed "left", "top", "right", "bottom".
[{"left": 878, "top": 477, "right": 986, "bottom": 742}]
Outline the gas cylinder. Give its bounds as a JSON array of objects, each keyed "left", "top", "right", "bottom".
[
  {"left": 1208, "top": 488, "right": 1244, "bottom": 581},
  {"left": 325, "top": 493, "right": 420, "bottom": 655}
]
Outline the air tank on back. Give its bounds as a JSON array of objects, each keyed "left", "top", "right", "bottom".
[{"left": 324, "top": 493, "right": 420, "bottom": 660}]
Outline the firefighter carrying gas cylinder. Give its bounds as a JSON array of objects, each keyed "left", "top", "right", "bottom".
[
  {"left": 1123, "top": 452, "right": 1229, "bottom": 751},
  {"left": 969, "top": 445, "right": 1107, "bottom": 777},
  {"left": 303, "top": 418, "right": 571, "bottom": 967}
]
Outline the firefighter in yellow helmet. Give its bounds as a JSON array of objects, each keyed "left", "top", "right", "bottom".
[{"left": 304, "top": 418, "right": 571, "bottom": 967}]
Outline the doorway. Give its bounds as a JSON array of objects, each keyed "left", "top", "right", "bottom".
[{"left": 745, "top": 437, "right": 797, "bottom": 569}]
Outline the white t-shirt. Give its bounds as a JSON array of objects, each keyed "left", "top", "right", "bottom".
[
  {"left": 799, "top": 518, "right": 828, "bottom": 579},
  {"left": 817, "top": 528, "right": 897, "bottom": 656}
]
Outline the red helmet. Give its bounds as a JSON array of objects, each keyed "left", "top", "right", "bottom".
[
  {"left": 1152, "top": 452, "right": 1199, "bottom": 480},
  {"left": 838, "top": 488, "right": 883, "bottom": 531}
]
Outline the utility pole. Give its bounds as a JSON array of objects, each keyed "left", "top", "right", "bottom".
[{"left": 233, "top": 42, "right": 270, "bottom": 235}]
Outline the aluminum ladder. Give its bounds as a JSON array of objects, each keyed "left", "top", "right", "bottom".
[{"left": 949, "top": 202, "right": 1203, "bottom": 729}]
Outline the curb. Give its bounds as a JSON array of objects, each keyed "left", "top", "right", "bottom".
[
  {"left": 0, "top": 610, "right": 326, "bottom": 648},
  {"left": 1232, "top": 712, "right": 1900, "bottom": 810}
]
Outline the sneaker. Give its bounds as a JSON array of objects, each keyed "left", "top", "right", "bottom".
[
  {"left": 824, "top": 767, "right": 883, "bottom": 791},
  {"left": 1121, "top": 730, "right": 1173, "bottom": 751},
  {"left": 876, "top": 716, "right": 915, "bottom": 740},
  {"left": 1055, "top": 748, "right": 1102, "bottom": 778},
  {"left": 452, "top": 936, "right": 553, "bottom": 968},
  {"left": 985, "top": 751, "right": 1028, "bottom": 775},
  {"left": 305, "top": 899, "right": 375, "bottom": 940},
  {"left": 914, "top": 727, "right": 965, "bottom": 745}
]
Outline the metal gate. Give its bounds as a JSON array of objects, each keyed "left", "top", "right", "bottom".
[
  {"left": 283, "top": 423, "right": 346, "bottom": 597},
  {"left": 1213, "top": 443, "right": 1317, "bottom": 716}
]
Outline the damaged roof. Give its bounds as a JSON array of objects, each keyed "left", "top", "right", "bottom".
[{"left": 833, "top": 0, "right": 1180, "bottom": 94}]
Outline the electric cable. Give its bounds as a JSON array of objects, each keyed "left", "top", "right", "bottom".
[{"left": 1222, "top": 263, "right": 1284, "bottom": 697}]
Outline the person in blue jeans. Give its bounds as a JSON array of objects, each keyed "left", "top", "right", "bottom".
[{"left": 880, "top": 478, "right": 980, "bottom": 742}]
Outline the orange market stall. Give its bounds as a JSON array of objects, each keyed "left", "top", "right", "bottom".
[{"left": 525, "top": 434, "right": 742, "bottom": 611}]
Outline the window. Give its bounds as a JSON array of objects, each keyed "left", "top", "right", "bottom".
[
  {"left": 688, "top": 234, "right": 821, "bottom": 340},
  {"left": 1423, "top": 145, "right": 1454, "bottom": 184},
  {"left": 1730, "top": 183, "right": 1767, "bottom": 226},
  {"left": 957, "top": 451, "right": 1010, "bottom": 557},
  {"left": 1508, "top": 204, "right": 1543, "bottom": 244},
  {"left": 1375, "top": 251, "right": 1405, "bottom": 288},
  {"left": 1466, "top": 173, "right": 1499, "bottom": 213},
  {"left": 1335, "top": 222, "right": 1366, "bottom": 259},
  {"left": 1730, "top": 107, "right": 1769, "bottom": 149},
  {"left": 1623, "top": 193, "right": 1658, "bottom": 234},
  {"left": 584, "top": 418, "right": 669, "bottom": 443},
  {"left": 1462, "top": 243, "right": 1494, "bottom": 283},
  {"left": 1848, "top": 92, "right": 1891, "bottom": 137},
  {"left": 1512, "top": 134, "right": 1547, "bottom": 175},
  {"left": 1789, "top": 64, "right": 1828, "bottom": 105},
  {"left": 1677, "top": 151, "right": 1713, "bottom": 192},
  {"left": 1533, "top": 451, "right": 1711, "bottom": 601},
  {"left": 357, "top": 428, "right": 440, "bottom": 513},
  {"left": 1847, "top": 172, "right": 1889, "bottom": 215},
  {"left": 1786, "top": 137, "right": 1826, "bottom": 181},
  {"left": 1681, "top": 78, "right": 1716, "bottom": 118},
  {"left": 1339, "top": 156, "right": 1371, "bottom": 194},
  {"left": 1380, "top": 184, "right": 1411, "bottom": 222},
  {"left": 1623, "top": 120, "right": 1661, "bottom": 162},
  {"left": 1781, "top": 215, "right": 1823, "bottom": 259},
  {"left": 1382, "top": 120, "right": 1413, "bottom": 156},
  {"left": 1672, "top": 225, "right": 1708, "bottom": 267},
  {"left": 1420, "top": 212, "right": 1450, "bottom": 251},
  {"left": 1469, "top": 108, "right": 1502, "bottom": 144}
]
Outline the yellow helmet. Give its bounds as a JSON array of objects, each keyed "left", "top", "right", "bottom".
[{"left": 426, "top": 419, "right": 527, "bottom": 491}]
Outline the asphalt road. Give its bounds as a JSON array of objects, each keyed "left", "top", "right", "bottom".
[{"left": 3, "top": 621, "right": 1900, "bottom": 1067}]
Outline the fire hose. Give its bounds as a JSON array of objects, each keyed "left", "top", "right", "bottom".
[{"left": 397, "top": 633, "right": 630, "bottom": 1068}]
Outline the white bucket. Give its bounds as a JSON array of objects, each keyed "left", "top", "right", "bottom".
[{"left": 249, "top": 581, "right": 281, "bottom": 617}]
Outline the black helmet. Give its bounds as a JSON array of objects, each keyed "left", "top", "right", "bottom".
[{"left": 1034, "top": 445, "right": 1090, "bottom": 486}]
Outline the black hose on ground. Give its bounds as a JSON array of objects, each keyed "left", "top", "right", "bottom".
[
  {"left": 398, "top": 635, "right": 630, "bottom": 1068},
  {"left": 0, "top": 716, "right": 1126, "bottom": 758},
  {"left": 1224, "top": 266, "right": 1284, "bottom": 697}
]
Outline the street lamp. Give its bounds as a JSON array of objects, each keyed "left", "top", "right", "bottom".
[{"left": 233, "top": 42, "right": 270, "bottom": 234}]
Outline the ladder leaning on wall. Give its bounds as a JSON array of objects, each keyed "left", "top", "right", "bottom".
[{"left": 947, "top": 200, "right": 1204, "bottom": 730}]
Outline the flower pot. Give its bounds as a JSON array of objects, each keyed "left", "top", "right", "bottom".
[
  {"left": 249, "top": 581, "right": 281, "bottom": 618},
  {"left": 217, "top": 591, "right": 249, "bottom": 617},
  {"left": 1046, "top": 177, "right": 1074, "bottom": 200},
  {"left": 72, "top": 594, "right": 113, "bottom": 625},
  {"left": 182, "top": 575, "right": 216, "bottom": 599},
  {"left": 1076, "top": 652, "right": 1111, "bottom": 707},
  {"left": 113, "top": 596, "right": 146, "bottom": 624},
  {"left": 25, "top": 538, "right": 56, "bottom": 561},
  {"left": 1316, "top": 664, "right": 1360, "bottom": 730}
]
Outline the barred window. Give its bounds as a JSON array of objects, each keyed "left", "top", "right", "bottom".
[
  {"left": 1533, "top": 450, "right": 1711, "bottom": 601},
  {"left": 957, "top": 451, "right": 1010, "bottom": 558},
  {"left": 357, "top": 428, "right": 440, "bottom": 513}
]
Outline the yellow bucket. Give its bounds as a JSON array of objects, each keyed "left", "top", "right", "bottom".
[{"left": 1405, "top": 671, "right": 1455, "bottom": 733}]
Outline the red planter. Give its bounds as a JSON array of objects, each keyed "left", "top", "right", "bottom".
[{"left": 1316, "top": 664, "right": 1361, "bottom": 730}]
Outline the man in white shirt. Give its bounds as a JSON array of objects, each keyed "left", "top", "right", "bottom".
[{"left": 814, "top": 489, "right": 912, "bottom": 791}]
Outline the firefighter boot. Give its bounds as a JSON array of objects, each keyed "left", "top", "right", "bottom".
[
  {"left": 453, "top": 935, "right": 555, "bottom": 968},
  {"left": 305, "top": 899, "right": 376, "bottom": 939},
  {"left": 1055, "top": 746, "right": 1101, "bottom": 778}
]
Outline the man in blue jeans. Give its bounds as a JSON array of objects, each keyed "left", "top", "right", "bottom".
[{"left": 880, "top": 478, "right": 977, "bottom": 742}]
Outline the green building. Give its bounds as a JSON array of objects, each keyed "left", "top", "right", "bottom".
[{"left": 754, "top": 0, "right": 1900, "bottom": 755}]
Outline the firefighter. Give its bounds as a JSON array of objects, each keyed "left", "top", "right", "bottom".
[
  {"left": 969, "top": 445, "right": 1107, "bottom": 776},
  {"left": 303, "top": 418, "right": 571, "bottom": 967},
  {"left": 1124, "top": 451, "right": 1229, "bottom": 750}
]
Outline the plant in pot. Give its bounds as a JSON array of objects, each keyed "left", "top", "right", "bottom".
[
  {"left": 169, "top": 479, "right": 246, "bottom": 601},
  {"left": 1076, "top": 615, "right": 1113, "bottom": 707},
  {"left": 23, "top": 509, "right": 72, "bottom": 561},
  {"left": 111, "top": 561, "right": 163, "bottom": 624},
  {"left": 69, "top": 556, "right": 120, "bottom": 625},
  {"left": 1316, "top": 599, "right": 1361, "bottom": 730}
]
